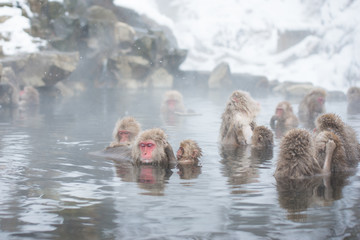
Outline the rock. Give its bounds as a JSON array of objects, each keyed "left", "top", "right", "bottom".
[
  {"left": 232, "top": 73, "right": 270, "bottom": 96},
  {"left": 114, "top": 21, "right": 136, "bottom": 49},
  {"left": 272, "top": 81, "right": 314, "bottom": 98},
  {"left": 208, "top": 62, "right": 232, "bottom": 88},
  {"left": 0, "top": 51, "right": 79, "bottom": 87},
  {"left": 327, "top": 90, "right": 346, "bottom": 101},
  {"left": 162, "top": 48, "right": 187, "bottom": 73},
  {"left": 86, "top": 6, "right": 118, "bottom": 50},
  {"left": 1, "top": 67, "right": 18, "bottom": 87},
  {"left": 108, "top": 55, "right": 151, "bottom": 87},
  {"left": 146, "top": 68, "right": 173, "bottom": 88}
]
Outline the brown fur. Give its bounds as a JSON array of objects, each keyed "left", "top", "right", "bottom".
[
  {"left": 315, "top": 113, "right": 360, "bottom": 167},
  {"left": 176, "top": 139, "right": 203, "bottom": 165},
  {"left": 131, "top": 128, "right": 176, "bottom": 168},
  {"left": 19, "top": 86, "right": 39, "bottom": 108},
  {"left": 270, "top": 101, "right": 298, "bottom": 133},
  {"left": 347, "top": 86, "right": 360, "bottom": 114},
  {"left": 108, "top": 117, "right": 141, "bottom": 147},
  {"left": 161, "top": 90, "right": 186, "bottom": 113},
  {"left": 219, "top": 90, "right": 260, "bottom": 145},
  {"left": 314, "top": 131, "right": 347, "bottom": 172},
  {"left": 298, "top": 88, "right": 326, "bottom": 129},
  {"left": 275, "top": 129, "right": 322, "bottom": 179},
  {"left": 251, "top": 126, "right": 274, "bottom": 149}
]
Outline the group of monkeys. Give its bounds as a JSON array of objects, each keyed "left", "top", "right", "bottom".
[
  {"left": 105, "top": 87, "right": 360, "bottom": 180},
  {"left": 0, "top": 83, "right": 40, "bottom": 110}
]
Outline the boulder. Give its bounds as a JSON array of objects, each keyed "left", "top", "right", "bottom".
[
  {"left": 146, "top": 68, "right": 173, "bottom": 88},
  {"left": 0, "top": 51, "right": 79, "bottom": 87},
  {"left": 327, "top": 90, "right": 346, "bottom": 101},
  {"left": 208, "top": 62, "right": 232, "bottom": 88},
  {"left": 114, "top": 21, "right": 135, "bottom": 47},
  {"left": 108, "top": 55, "right": 151, "bottom": 87},
  {"left": 86, "top": 6, "right": 118, "bottom": 50}
]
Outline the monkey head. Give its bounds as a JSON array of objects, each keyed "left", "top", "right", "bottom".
[
  {"left": 132, "top": 128, "right": 172, "bottom": 167},
  {"left": 308, "top": 88, "right": 326, "bottom": 113},
  {"left": 176, "top": 139, "right": 202, "bottom": 165},
  {"left": 228, "top": 90, "right": 260, "bottom": 118},
  {"left": 315, "top": 113, "right": 344, "bottom": 133},
  {"left": 162, "top": 90, "right": 185, "bottom": 113},
  {"left": 113, "top": 117, "right": 141, "bottom": 144},
  {"left": 251, "top": 126, "right": 274, "bottom": 148}
]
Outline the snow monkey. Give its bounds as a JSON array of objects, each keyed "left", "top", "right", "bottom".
[
  {"left": 270, "top": 101, "right": 298, "bottom": 134},
  {"left": 176, "top": 139, "right": 202, "bottom": 165},
  {"left": 108, "top": 116, "right": 141, "bottom": 148},
  {"left": 298, "top": 88, "right": 326, "bottom": 129},
  {"left": 131, "top": 128, "right": 176, "bottom": 168},
  {"left": 19, "top": 86, "right": 39, "bottom": 108},
  {"left": 251, "top": 126, "right": 274, "bottom": 149},
  {"left": 219, "top": 90, "right": 260, "bottom": 145},
  {"left": 161, "top": 90, "right": 186, "bottom": 114},
  {"left": 315, "top": 113, "right": 360, "bottom": 170},
  {"left": 347, "top": 86, "right": 360, "bottom": 114}
]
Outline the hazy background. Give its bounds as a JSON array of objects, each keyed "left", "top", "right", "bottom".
[{"left": 113, "top": 0, "right": 360, "bottom": 92}]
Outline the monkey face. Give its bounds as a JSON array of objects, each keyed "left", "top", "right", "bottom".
[
  {"left": 176, "top": 147, "right": 184, "bottom": 160},
  {"left": 139, "top": 140, "right": 156, "bottom": 163},
  {"left": 118, "top": 130, "right": 131, "bottom": 143},
  {"left": 276, "top": 107, "right": 284, "bottom": 118},
  {"left": 167, "top": 99, "right": 178, "bottom": 111}
]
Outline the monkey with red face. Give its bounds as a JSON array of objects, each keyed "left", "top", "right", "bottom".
[
  {"left": 298, "top": 88, "right": 326, "bottom": 129},
  {"left": 270, "top": 101, "right": 298, "bottom": 136},
  {"left": 161, "top": 90, "right": 186, "bottom": 114},
  {"left": 131, "top": 128, "right": 176, "bottom": 168},
  {"left": 107, "top": 117, "right": 141, "bottom": 148}
]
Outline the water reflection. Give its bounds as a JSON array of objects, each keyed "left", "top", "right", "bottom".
[
  {"left": 276, "top": 173, "right": 352, "bottom": 222},
  {"left": 221, "top": 145, "right": 272, "bottom": 193},
  {"left": 176, "top": 163, "right": 202, "bottom": 180},
  {"left": 0, "top": 89, "right": 359, "bottom": 239}
]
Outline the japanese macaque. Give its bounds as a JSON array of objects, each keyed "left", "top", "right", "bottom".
[
  {"left": 270, "top": 101, "right": 298, "bottom": 135},
  {"left": 251, "top": 126, "right": 274, "bottom": 149},
  {"left": 298, "top": 88, "right": 326, "bottom": 129},
  {"left": 176, "top": 139, "right": 202, "bottom": 165},
  {"left": 347, "top": 86, "right": 360, "bottom": 114},
  {"left": 0, "top": 82, "right": 19, "bottom": 107},
  {"left": 315, "top": 113, "right": 360, "bottom": 169},
  {"left": 161, "top": 90, "right": 186, "bottom": 114},
  {"left": 131, "top": 128, "right": 176, "bottom": 168},
  {"left": 19, "top": 86, "right": 39, "bottom": 108},
  {"left": 107, "top": 117, "right": 141, "bottom": 148},
  {"left": 274, "top": 129, "right": 324, "bottom": 179},
  {"left": 219, "top": 90, "right": 260, "bottom": 146}
]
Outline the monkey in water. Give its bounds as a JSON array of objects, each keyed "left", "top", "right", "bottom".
[
  {"left": 298, "top": 88, "right": 326, "bottom": 129},
  {"left": 131, "top": 128, "right": 176, "bottom": 168},
  {"left": 176, "top": 139, "right": 202, "bottom": 165},
  {"left": 107, "top": 116, "right": 141, "bottom": 148},
  {"left": 270, "top": 101, "right": 298, "bottom": 136},
  {"left": 219, "top": 90, "right": 260, "bottom": 146},
  {"left": 347, "top": 86, "right": 360, "bottom": 114}
]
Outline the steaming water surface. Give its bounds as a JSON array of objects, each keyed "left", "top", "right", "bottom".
[{"left": 0, "top": 89, "right": 359, "bottom": 239}]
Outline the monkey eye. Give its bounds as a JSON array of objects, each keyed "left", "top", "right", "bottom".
[{"left": 139, "top": 143, "right": 154, "bottom": 148}]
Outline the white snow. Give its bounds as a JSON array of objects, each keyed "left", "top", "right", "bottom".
[
  {"left": 0, "top": 3, "right": 45, "bottom": 55},
  {"left": 0, "top": 0, "right": 359, "bottom": 92},
  {"left": 114, "top": 0, "right": 360, "bottom": 92}
]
